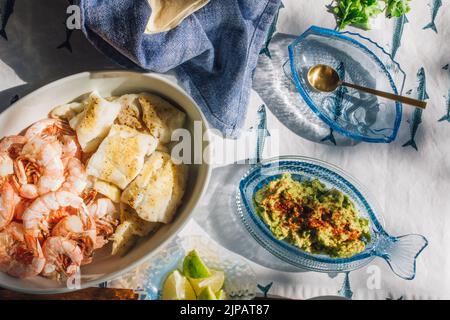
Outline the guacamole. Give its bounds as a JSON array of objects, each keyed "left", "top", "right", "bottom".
[{"left": 254, "top": 173, "right": 371, "bottom": 258}]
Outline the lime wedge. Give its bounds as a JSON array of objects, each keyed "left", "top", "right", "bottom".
[
  {"left": 216, "top": 289, "right": 228, "bottom": 300},
  {"left": 188, "top": 269, "right": 225, "bottom": 296},
  {"left": 182, "top": 250, "right": 211, "bottom": 279},
  {"left": 198, "top": 286, "right": 217, "bottom": 300},
  {"left": 161, "top": 270, "right": 197, "bottom": 300}
]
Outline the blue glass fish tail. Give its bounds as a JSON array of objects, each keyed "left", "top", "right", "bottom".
[{"left": 374, "top": 234, "right": 428, "bottom": 280}]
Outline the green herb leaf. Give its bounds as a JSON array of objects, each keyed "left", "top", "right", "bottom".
[
  {"left": 384, "top": 0, "right": 411, "bottom": 18},
  {"left": 331, "top": 0, "right": 383, "bottom": 31}
]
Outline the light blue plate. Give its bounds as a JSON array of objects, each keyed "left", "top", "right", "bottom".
[
  {"left": 236, "top": 156, "right": 428, "bottom": 279},
  {"left": 288, "top": 26, "right": 406, "bottom": 143}
]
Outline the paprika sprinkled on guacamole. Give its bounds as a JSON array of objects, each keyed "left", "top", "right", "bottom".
[{"left": 254, "top": 173, "right": 371, "bottom": 258}]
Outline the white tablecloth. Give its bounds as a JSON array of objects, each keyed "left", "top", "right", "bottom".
[{"left": 1, "top": 0, "right": 449, "bottom": 299}]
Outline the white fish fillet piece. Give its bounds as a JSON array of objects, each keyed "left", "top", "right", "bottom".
[
  {"left": 73, "top": 91, "right": 122, "bottom": 153},
  {"left": 93, "top": 179, "right": 122, "bottom": 203},
  {"left": 121, "top": 151, "right": 187, "bottom": 223},
  {"left": 139, "top": 93, "right": 186, "bottom": 144},
  {"left": 87, "top": 124, "right": 158, "bottom": 190},
  {"left": 50, "top": 101, "right": 85, "bottom": 121}
]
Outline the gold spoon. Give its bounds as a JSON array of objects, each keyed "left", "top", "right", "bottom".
[{"left": 307, "top": 64, "right": 427, "bottom": 109}]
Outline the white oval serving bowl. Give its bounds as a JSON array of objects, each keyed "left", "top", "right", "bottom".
[{"left": 0, "top": 71, "right": 211, "bottom": 294}]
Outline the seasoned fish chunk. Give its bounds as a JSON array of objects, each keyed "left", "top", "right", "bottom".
[
  {"left": 122, "top": 152, "right": 173, "bottom": 221},
  {"left": 111, "top": 221, "right": 136, "bottom": 256},
  {"left": 115, "top": 94, "right": 144, "bottom": 130},
  {"left": 121, "top": 151, "right": 188, "bottom": 223},
  {"left": 139, "top": 93, "right": 186, "bottom": 144},
  {"left": 69, "top": 111, "right": 84, "bottom": 130},
  {"left": 120, "top": 203, "right": 160, "bottom": 236},
  {"left": 87, "top": 124, "right": 158, "bottom": 190},
  {"left": 72, "top": 91, "right": 122, "bottom": 153},
  {"left": 93, "top": 179, "right": 122, "bottom": 203},
  {"left": 50, "top": 101, "right": 85, "bottom": 120},
  {"left": 112, "top": 205, "right": 161, "bottom": 256},
  {"left": 165, "top": 158, "right": 188, "bottom": 221}
]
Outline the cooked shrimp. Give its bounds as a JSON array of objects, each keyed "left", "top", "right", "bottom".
[
  {"left": 61, "top": 158, "right": 87, "bottom": 196},
  {"left": 52, "top": 213, "right": 95, "bottom": 244},
  {"left": 22, "top": 191, "right": 89, "bottom": 253},
  {"left": 19, "top": 137, "right": 65, "bottom": 198},
  {"left": 52, "top": 215, "right": 84, "bottom": 237},
  {"left": 81, "top": 189, "right": 97, "bottom": 206},
  {"left": 13, "top": 156, "right": 38, "bottom": 184},
  {"left": 4, "top": 243, "right": 45, "bottom": 278},
  {"left": 0, "top": 152, "right": 14, "bottom": 178},
  {"left": 88, "top": 198, "right": 118, "bottom": 246},
  {"left": 1, "top": 222, "right": 24, "bottom": 242},
  {"left": 61, "top": 135, "right": 81, "bottom": 161},
  {"left": 0, "top": 223, "right": 45, "bottom": 278},
  {"left": 41, "top": 236, "right": 83, "bottom": 278},
  {"left": 12, "top": 157, "right": 40, "bottom": 199},
  {"left": 51, "top": 214, "right": 96, "bottom": 264},
  {"left": 88, "top": 198, "right": 117, "bottom": 220},
  {"left": 88, "top": 198, "right": 118, "bottom": 231},
  {"left": 0, "top": 136, "right": 27, "bottom": 177},
  {"left": 0, "top": 180, "right": 17, "bottom": 230},
  {"left": 0, "top": 136, "right": 27, "bottom": 152},
  {"left": 24, "top": 119, "right": 73, "bottom": 141},
  {"left": 13, "top": 198, "right": 33, "bottom": 221}
]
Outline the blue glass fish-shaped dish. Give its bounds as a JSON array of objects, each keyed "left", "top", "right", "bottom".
[
  {"left": 288, "top": 26, "right": 406, "bottom": 143},
  {"left": 235, "top": 156, "right": 428, "bottom": 279}
]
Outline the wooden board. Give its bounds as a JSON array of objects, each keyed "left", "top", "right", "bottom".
[{"left": 0, "top": 287, "right": 139, "bottom": 300}]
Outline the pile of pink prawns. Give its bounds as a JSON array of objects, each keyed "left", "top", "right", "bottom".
[{"left": 0, "top": 118, "right": 118, "bottom": 281}]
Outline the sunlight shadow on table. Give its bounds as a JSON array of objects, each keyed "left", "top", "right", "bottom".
[
  {"left": 194, "top": 163, "right": 306, "bottom": 273},
  {"left": 0, "top": 0, "right": 119, "bottom": 114}
]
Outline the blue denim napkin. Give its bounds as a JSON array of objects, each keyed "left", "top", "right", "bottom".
[{"left": 76, "top": 0, "right": 282, "bottom": 137}]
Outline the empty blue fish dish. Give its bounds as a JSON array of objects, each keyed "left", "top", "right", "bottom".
[
  {"left": 288, "top": 26, "right": 406, "bottom": 143},
  {"left": 235, "top": 156, "right": 428, "bottom": 280}
]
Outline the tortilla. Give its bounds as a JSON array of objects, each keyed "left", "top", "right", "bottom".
[{"left": 145, "top": 0, "right": 210, "bottom": 34}]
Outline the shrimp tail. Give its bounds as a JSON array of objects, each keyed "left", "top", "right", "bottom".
[
  {"left": 0, "top": 181, "right": 16, "bottom": 230},
  {"left": 24, "top": 234, "right": 40, "bottom": 255}
]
